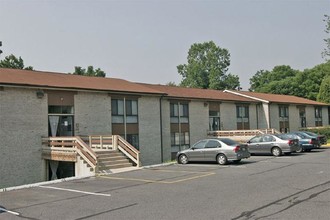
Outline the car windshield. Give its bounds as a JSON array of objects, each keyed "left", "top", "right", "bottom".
[
  {"left": 274, "top": 134, "right": 290, "bottom": 140},
  {"left": 220, "top": 138, "right": 238, "bottom": 146},
  {"left": 303, "top": 131, "right": 317, "bottom": 136}
]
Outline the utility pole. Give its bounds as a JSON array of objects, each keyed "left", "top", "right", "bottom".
[{"left": 0, "top": 41, "right": 2, "bottom": 56}]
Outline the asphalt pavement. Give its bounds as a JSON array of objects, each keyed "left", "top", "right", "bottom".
[{"left": 0, "top": 147, "right": 329, "bottom": 220}]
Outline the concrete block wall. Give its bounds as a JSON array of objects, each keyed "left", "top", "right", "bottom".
[
  {"left": 269, "top": 104, "right": 280, "bottom": 131},
  {"left": 0, "top": 87, "right": 48, "bottom": 189},
  {"left": 160, "top": 99, "right": 171, "bottom": 163},
  {"left": 249, "top": 104, "right": 258, "bottom": 129},
  {"left": 220, "top": 102, "right": 237, "bottom": 130},
  {"left": 138, "top": 96, "right": 162, "bottom": 165},
  {"left": 289, "top": 105, "right": 300, "bottom": 132},
  {"left": 189, "top": 101, "right": 209, "bottom": 145},
  {"left": 74, "top": 92, "right": 112, "bottom": 135}
]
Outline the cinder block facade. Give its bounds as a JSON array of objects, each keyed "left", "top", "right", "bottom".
[
  {"left": 0, "top": 87, "right": 48, "bottom": 188},
  {"left": 1, "top": 68, "right": 329, "bottom": 189}
]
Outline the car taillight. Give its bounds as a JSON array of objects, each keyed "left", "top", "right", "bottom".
[
  {"left": 309, "top": 139, "right": 313, "bottom": 144},
  {"left": 234, "top": 146, "right": 240, "bottom": 153},
  {"left": 288, "top": 140, "right": 293, "bottom": 145}
]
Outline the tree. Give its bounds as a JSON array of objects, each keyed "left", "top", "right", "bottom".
[
  {"left": 166, "top": 81, "right": 177, "bottom": 86},
  {"left": 317, "top": 75, "right": 330, "bottom": 103},
  {"left": 0, "top": 54, "right": 33, "bottom": 70},
  {"left": 177, "top": 41, "right": 240, "bottom": 90},
  {"left": 71, "top": 66, "right": 106, "bottom": 77},
  {"left": 322, "top": 14, "right": 330, "bottom": 60},
  {"left": 249, "top": 65, "right": 297, "bottom": 92}
]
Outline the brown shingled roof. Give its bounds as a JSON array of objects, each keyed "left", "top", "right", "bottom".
[
  {"left": 140, "top": 83, "right": 257, "bottom": 102},
  {"left": 0, "top": 68, "right": 165, "bottom": 95},
  {"left": 229, "top": 90, "right": 329, "bottom": 106}
]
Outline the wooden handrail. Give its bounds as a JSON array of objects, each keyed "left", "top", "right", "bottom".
[
  {"left": 116, "top": 135, "right": 140, "bottom": 167},
  {"left": 42, "top": 136, "right": 97, "bottom": 169}
]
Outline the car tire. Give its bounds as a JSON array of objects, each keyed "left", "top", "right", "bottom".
[
  {"left": 217, "top": 154, "right": 228, "bottom": 165},
  {"left": 178, "top": 154, "right": 188, "bottom": 164},
  {"left": 296, "top": 145, "right": 303, "bottom": 153},
  {"left": 271, "top": 147, "right": 282, "bottom": 157}
]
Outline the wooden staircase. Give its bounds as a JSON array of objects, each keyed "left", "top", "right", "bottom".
[{"left": 96, "top": 150, "right": 134, "bottom": 172}]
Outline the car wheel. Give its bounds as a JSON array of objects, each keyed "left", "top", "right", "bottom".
[
  {"left": 178, "top": 154, "right": 188, "bottom": 164},
  {"left": 233, "top": 159, "right": 241, "bottom": 163},
  {"left": 296, "top": 145, "right": 303, "bottom": 153},
  {"left": 217, "top": 154, "right": 228, "bottom": 165},
  {"left": 271, "top": 147, "right": 282, "bottom": 157}
]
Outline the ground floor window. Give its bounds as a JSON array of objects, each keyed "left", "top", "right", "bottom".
[
  {"left": 171, "top": 132, "right": 190, "bottom": 159},
  {"left": 209, "top": 110, "right": 220, "bottom": 131},
  {"left": 48, "top": 161, "right": 75, "bottom": 180},
  {"left": 126, "top": 134, "right": 139, "bottom": 150},
  {"left": 315, "top": 107, "right": 323, "bottom": 127},
  {"left": 236, "top": 105, "right": 250, "bottom": 130},
  {"left": 298, "top": 106, "right": 306, "bottom": 128}
]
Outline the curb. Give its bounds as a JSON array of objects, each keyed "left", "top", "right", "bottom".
[
  {"left": 0, "top": 174, "right": 94, "bottom": 193},
  {"left": 0, "top": 162, "right": 176, "bottom": 193}
]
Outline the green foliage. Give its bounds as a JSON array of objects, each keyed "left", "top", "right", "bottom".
[
  {"left": 71, "top": 66, "right": 106, "bottom": 77},
  {"left": 249, "top": 62, "right": 330, "bottom": 100},
  {"left": 177, "top": 41, "right": 240, "bottom": 90},
  {"left": 0, "top": 54, "right": 33, "bottom": 70},
  {"left": 317, "top": 75, "right": 330, "bottom": 103},
  {"left": 166, "top": 81, "right": 177, "bottom": 86},
  {"left": 322, "top": 14, "right": 330, "bottom": 60}
]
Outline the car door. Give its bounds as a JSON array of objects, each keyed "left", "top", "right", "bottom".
[
  {"left": 187, "top": 140, "right": 207, "bottom": 161},
  {"left": 247, "top": 136, "right": 263, "bottom": 153},
  {"left": 261, "top": 135, "right": 275, "bottom": 153},
  {"left": 203, "top": 140, "right": 221, "bottom": 161}
]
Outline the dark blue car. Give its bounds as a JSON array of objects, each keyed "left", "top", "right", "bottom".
[{"left": 287, "top": 132, "right": 318, "bottom": 152}]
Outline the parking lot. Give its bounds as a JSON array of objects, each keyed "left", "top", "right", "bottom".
[{"left": 1, "top": 147, "right": 330, "bottom": 220}]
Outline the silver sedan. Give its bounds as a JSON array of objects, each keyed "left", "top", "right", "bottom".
[
  {"left": 247, "top": 134, "right": 299, "bottom": 156},
  {"left": 176, "top": 138, "right": 250, "bottom": 165}
]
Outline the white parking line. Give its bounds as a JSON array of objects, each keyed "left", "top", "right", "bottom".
[
  {"left": 0, "top": 207, "right": 20, "bottom": 216},
  {"left": 39, "top": 186, "right": 111, "bottom": 197}
]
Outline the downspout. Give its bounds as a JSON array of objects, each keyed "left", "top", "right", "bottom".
[{"left": 159, "top": 95, "right": 164, "bottom": 163}]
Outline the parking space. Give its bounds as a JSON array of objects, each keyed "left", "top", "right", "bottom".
[{"left": 1, "top": 148, "right": 329, "bottom": 219}]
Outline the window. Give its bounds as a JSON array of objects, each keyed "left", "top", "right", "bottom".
[
  {"left": 279, "top": 105, "right": 289, "bottom": 118},
  {"left": 111, "top": 99, "right": 124, "bottom": 123},
  {"left": 236, "top": 105, "right": 250, "bottom": 130},
  {"left": 49, "top": 106, "right": 74, "bottom": 114},
  {"left": 279, "top": 105, "right": 289, "bottom": 133},
  {"left": 315, "top": 106, "right": 323, "bottom": 127},
  {"left": 209, "top": 111, "right": 220, "bottom": 131},
  {"left": 180, "top": 104, "right": 189, "bottom": 123},
  {"left": 171, "top": 132, "right": 189, "bottom": 146},
  {"left": 112, "top": 99, "right": 138, "bottom": 124},
  {"left": 193, "top": 140, "right": 207, "bottom": 149},
  {"left": 126, "top": 134, "right": 139, "bottom": 150},
  {"left": 170, "top": 103, "right": 179, "bottom": 123},
  {"left": 205, "top": 140, "right": 220, "bottom": 148},
  {"left": 126, "top": 100, "right": 138, "bottom": 123},
  {"left": 298, "top": 107, "right": 306, "bottom": 128},
  {"left": 170, "top": 102, "right": 189, "bottom": 123}
]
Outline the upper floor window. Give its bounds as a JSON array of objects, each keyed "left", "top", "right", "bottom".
[
  {"left": 170, "top": 102, "right": 189, "bottom": 123},
  {"left": 112, "top": 99, "right": 138, "bottom": 124},
  {"left": 315, "top": 106, "right": 323, "bottom": 127},
  {"left": 236, "top": 105, "right": 249, "bottom": 118},
  {"left": 279, "top": 105, "right": 289, "bottom": 118}
]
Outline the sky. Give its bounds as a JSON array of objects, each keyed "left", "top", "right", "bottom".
[{"left": 0, "top": 0, "right": 329, "bottom": 90}]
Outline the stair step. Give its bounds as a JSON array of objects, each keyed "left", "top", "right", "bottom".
[
  {"left": 99, "top": 159, "right": 130, "bottom": 165},
  {"left": 98, "top": 163, "right": 133, "bottom": 170}
]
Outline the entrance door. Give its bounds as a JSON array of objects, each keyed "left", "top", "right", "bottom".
[{"left": 48, "top": 115, "right": 74, "bottom": 137}]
